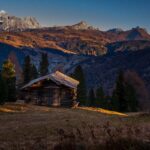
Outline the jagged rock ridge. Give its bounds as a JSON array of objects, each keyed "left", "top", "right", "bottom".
[{"left": 0, "top": 10, "right": 40, "bottom": 31}]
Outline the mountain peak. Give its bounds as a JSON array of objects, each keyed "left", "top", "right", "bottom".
[
  {"left": 0, "top": 10, "right": 8, "bottom": 18},
  {"left": 71, "top": 21, "right": 96, "bottom": 30},
  {"left": 77, "top": 21, "right": 88, "bottom": 26},
  {"left": 131, "top": 26, "right": 148, "bottom": 33},
  {"left": 0, "top": 10, "right": 7, "bottom": 15},
  {"left": 107, "top": 28, "right": 124, "bottom": 33},
  {"left": 126, "top": 26, "right": 150, "bottom": 40}
]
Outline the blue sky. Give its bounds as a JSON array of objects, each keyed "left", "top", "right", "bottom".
[{"left": 0, "top": 0, "right": 150, "bottom": 31}]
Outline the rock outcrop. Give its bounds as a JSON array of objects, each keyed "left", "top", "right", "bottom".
[{"left": 70, "top": 21, "right": 96, "bottom": 30}]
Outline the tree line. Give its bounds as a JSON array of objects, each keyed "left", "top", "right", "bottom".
[
  {"left": 72, "top": 65, "right": 148, "bottom": 112},
  {"left": 0, "top": 52, "right": 148, "bottom": 112},
  {"left": 23, "top": 53, "right": 49, "bottom": 84},
  {"left": 0, "top": 53, "right": 49, "bottom": 104}
]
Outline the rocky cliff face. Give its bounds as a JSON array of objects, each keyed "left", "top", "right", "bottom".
[{"left": 0, "top": 11, "right": 40, "bottom": 31}]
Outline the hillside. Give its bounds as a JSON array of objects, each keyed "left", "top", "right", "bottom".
[
  {"left": 1, "top": 24, "right": 150, "bottom": 56},
  {"left": 0, "top": 18, "right": 150, "bottom": 96},
  {"left": 0, "top": 29, "right": 150, "bottom": 93}
]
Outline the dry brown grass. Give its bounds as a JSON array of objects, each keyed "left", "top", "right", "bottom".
[{"left": 0, "top": 103, "right": 149, "bottom": 149}]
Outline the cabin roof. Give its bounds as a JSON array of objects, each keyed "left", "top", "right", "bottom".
[{"left": 21, "top": 71, "right": 79, "bottom": 90}]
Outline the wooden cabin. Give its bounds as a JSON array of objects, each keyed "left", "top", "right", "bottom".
[{"left": 21, "top": 71, "right": 79, "bottom": 107}]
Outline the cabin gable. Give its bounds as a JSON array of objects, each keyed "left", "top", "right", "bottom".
[{"left": 21, "top": 71, "right": 79, "bottom": 107}]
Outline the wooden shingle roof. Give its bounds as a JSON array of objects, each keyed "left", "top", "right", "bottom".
[{"left": 21, "top": 71, "right": 79, "bottom": 90}]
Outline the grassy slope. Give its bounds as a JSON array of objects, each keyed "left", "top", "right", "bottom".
[{"left": 0, "top": 103, "right": 149, "bottom": 149}]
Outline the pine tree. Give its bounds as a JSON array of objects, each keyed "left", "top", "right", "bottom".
[
  {"left": 111, "top": 70, "right": 139, "bottom": 112},
  {"left": 117, "top": 70, "right": 127, "bottom": 112},
  {"left": 110, "top": 89, "right": 120, "bottom": 110},
  {"left": 39, "top": 53, "right": 49, "bottom": 76},
  {"left": 88, "top": 89, "right": 96, "bottom": 106},
  {"left": 2, "top": 59, "right": 16, "bottom": 79},
  {"left": 6, "top": 77, "right": 16, "bottom": 101},
  {"left": 1, "top": 59, "right": 16, "bottom": 101},
  {"left": 113, "top": 70, "right": 127, "bottom": 112},
  {"left": 124, "top": 70, "right": 147, "bottom": 111},
  {"left": 96, "top": 86, "right": 105, "bottom": 107},
  {"left": 23, "top": 55, "right": 32, "bottom": 84},
  {"left": 31, "top": 64, "right": 38, "bottom": 79},
  {"left": 0, "top": 72, "right": 8, "bottom": 104},
  {"left": 72, "top": 65, "right": 87, "bottom": 106},
  {"left": 125, "top": 83, "right": 138, "bottom": 112}
]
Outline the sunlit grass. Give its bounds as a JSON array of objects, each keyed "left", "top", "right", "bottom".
[
  {"left": 0, "top": 103, "right": 127, "bottom": 116},
  {"left": 0, "top": 103, "right": 28, "bottom": 112},
  {"left": 77, "top": 107, "right": 128, "bottom": 116},
  {"left": 0, "top": 108, "right": 16, "bottom": 112}
]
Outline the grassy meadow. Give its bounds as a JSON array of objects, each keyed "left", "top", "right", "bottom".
[{"left": 0, "top": 103, "right": 149, "bottom": 150}]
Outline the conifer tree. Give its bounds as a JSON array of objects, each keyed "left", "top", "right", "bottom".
[
  {"left": 23, "top": 55, "right": 32, "bottom": 84},
  {"left": 2, "top": 59, "right": 16, "bottom": 79},
  {"left": 72, "top": 65, "right": 87, "bottom": 105},
  {"left": 111, "top": 70, "right": 138, "bottom": 112},
  {"left": 125, "top": 83, "right": 138, "bottom": 112},
  {"left": 0, "top": 72, "right": 8, "bottom": 104},
  {"left": 115, "top": 70, "right": 127, "bottom": 112},
  {"left": 88, "top": 88, "right": 96, "bottom": 106},
  {"left": 96, "top": 86, "right": 105, "bottom": 107},
  {"left": 2, "top": 59, "right": 16, "bottom": 101},
  {"left": 110, "top": 89, "right": 120, "bottom": 110},
  {"left": 39, "top": 53, "right": 49, "bottom": 76},
  {"left": 31, "top": 64, "right": 38, "bottom": 79}
]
